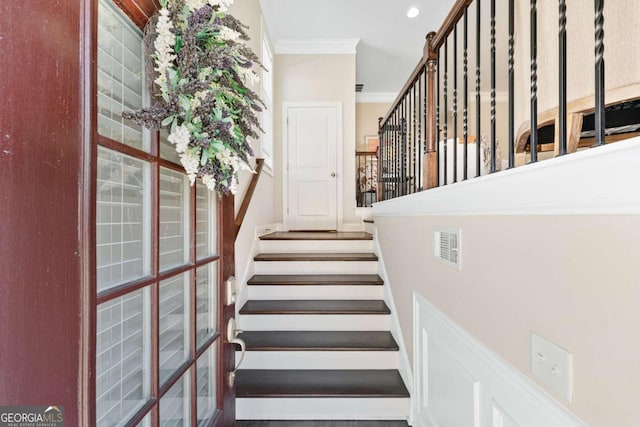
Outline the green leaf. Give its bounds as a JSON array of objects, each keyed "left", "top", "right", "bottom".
[
  {"left": 175, "top": 35, "right": 183, "bottom": 53},
  {"left": 159, "top": 0, "right": 167, "bottom": 7},
  {"left": 161, "top": 115, "right": 175, "bottom": 126},
  {"left": 200, "top": 150, "right": 209, "bottom": 166},
  {"left": 179, "top": 94, "right": 191, "bottom": 113}
]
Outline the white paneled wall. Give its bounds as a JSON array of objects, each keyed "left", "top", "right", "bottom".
[{"left": 413, "top": 293, "right": 587, "bottom": 427}]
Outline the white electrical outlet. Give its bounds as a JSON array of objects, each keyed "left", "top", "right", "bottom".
[{"left": 530, "top": 332, "right": 573, "bottom": 402}]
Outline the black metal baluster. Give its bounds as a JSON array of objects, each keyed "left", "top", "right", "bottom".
[
  {"left": 394, "top": 109, "right": 399, "bottom": 198},
  {"left": 508, "top": 0, "right": 515, "bottom": 167},
  {"left": 402, "top": 99, "right": 407, "bottom": 195},
  {"left": 463, "top": 8, "right": 469, "bottom": 180},
  {"left": 491, "top": 0, "right": 497, "bottom": 172},
  {"left": 453, "top": 24, "right": 458, "bottom": 183},
  {"left": 476, "top": 0, "right": 482, "bottom": 177},
  {"left": 418, "top": 68, "right": 423, "bottom": 191},
  {"left": 444, "top": 37, "right": 449, "bottom": 185},
  {"left": 436, "top": 50, "right": 441, "bottom": 187},
  {"left": 558, "top": 0, "right": 567, "bottom": 155},
  {"left": 530, "top": 0, "right": 538, "bottom": 162},
  {"left": 413, "top": 82, "right": 417, "bottom": 194},
  {"left": 594, "top": 0, "right": 605, "bottom": 146}
]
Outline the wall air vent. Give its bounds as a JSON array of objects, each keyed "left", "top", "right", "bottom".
[
  {"left": 355, "top": 83, "right": 364, "bottom": 92},
  {"left": 433, "top": 227, "right": 461, "bottom": 269}
]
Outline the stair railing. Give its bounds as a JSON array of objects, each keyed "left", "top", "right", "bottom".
[{"left": 378, "top": 0, "right": 615, "bottom": 201}]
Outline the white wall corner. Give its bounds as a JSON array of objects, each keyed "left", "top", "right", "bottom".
[
  {"left": 373, "top": 230, "right": 414, "bottom": 405},
  {"left": 275, "top": 38, "right": 360, "bottom": 55},
  {"left": 356, "top": 92, "right": 398, "bottom": 104}
]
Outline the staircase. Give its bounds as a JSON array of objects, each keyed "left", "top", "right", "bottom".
[{"left": 236, "top": 231, "right": 410, "bottom": 422}]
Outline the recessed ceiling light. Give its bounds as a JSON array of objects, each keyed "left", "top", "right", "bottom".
[{"left": 407, "top": 7, "right": 420, "bottom": 18}]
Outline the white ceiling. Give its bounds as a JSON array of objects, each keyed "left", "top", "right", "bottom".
[{"left": 259, "top": 0, "right": 456, "bottom": 95}]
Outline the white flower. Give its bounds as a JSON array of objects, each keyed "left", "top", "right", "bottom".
[
  {"left": 202, "top": 174, "right": 217, "bottom": 191},
  {"left": 239, "top": 66, "right": 259, "bottom": 87},
  {"left": 154, "top": 8, "right": 177, "bottom": 92},
  {"left": 168, "top": 124, "right": 191, "bottom": 153},
  {"left": 218, "top": 26, "right": 241, "bottom": 42},
  {"left": 186, "top": 0, "right": 208, "bottom": 11},
  {"left": 180, "top": 150, "right": 201, "bottom": 184}
]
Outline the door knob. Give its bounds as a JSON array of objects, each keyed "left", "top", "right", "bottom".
[
  {"left": 226, "top": 317, "right": 246, "bottom": 387},
  {"left": 331, "top": 172, "right": 336, "bottom": 177}
]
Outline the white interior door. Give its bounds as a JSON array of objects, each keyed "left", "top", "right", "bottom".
[{"left": 285, "top": 104, "right": 340, "bottom": 230}]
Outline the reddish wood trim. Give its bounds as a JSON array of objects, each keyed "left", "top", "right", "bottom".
[
  {"left": 159, "top": 358, "right": 195, "bottom": 397},
  {"left": 195, "top": 333, "right": 221, "bottom": 358},
  {"left": 123, "top": 399, "right": 156, "bottom": 427},
  {"left": 0, "top": 1, "right": 87, "bottom": 425},
  {"left": 83, "top": 0, "right": 99, "bottom": 424},
  {"left": 159, "top": 157, "right": 187, "bottom": 173},
  {"left": 432, "top": 0, "right": 474, "bottom": 49},
  {"left": 96, "top": 275, "right": 155, "bottom": 304},
  {"left": 98, "top": 134, "right": 157, "bottom": 162},
  {"left": 234, "top": 158, "right": 265, "bottom": 237},
  {"left": 196, "top": 255, "right": 221, "bottom": 267},
  {"left": 355, "top": 150, "right": 378, "bottom": 155},
  {"left": 112, "top": 0, "right": 155, "bottom": 29},
  {"left": 151, "top": 128, "right": 161, "bottom": 426},
  {"left": 189, "top": 183, "right": 198, "bottom": 427},
  {"left": 206, "top": 409, "right": 223, "bottom": 427},
  {"left": 219, "top": 195, "right": 236, "bottom": 425}
]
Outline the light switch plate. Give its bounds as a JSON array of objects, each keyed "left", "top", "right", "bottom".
[{"left": 530, "top": 332, "right": 573, "bottom": 402}]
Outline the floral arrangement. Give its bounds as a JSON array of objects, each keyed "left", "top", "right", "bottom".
[{"left": 123, "top": 0, "right": 264, "bottom": 195}]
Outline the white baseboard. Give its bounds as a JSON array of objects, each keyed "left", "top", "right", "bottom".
[
  {"left": 238, "top": 350, "right": 398, "bottom": 370},
  {"left": 237, "top": 397, "right": 409, "bottom": 420},
  {"left": 373, "top": 229, "right": 414, "bottom": 424},
  {"left": 413, "top": 292, "right": 588, "bottom": 427},
  {"left": 254, "top": 260, "right": 377, "bottom": 275}
]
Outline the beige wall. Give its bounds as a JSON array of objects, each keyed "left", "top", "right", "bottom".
[
  {"left": 228, "top": 0, "right": 276, "bottom": 282},
  {"left": 376, "top": 214, "right": 640, "bottom": 426},
  {"left": 514, "top": 0, "right": 640, "bottom": 130},
  {"left": 356, "top": 102, "right": 390, "bottom": 151},
  {"left": 274, "top": 54, "right": 359, "bottom": 225}
]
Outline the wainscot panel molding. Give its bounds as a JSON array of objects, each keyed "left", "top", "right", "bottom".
[{"left": 412, "top": 293, "right": 587, "bottom": 427}]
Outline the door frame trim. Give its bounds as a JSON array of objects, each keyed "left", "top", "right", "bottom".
[{"left": 282, "top": 101, "right": 344, "bottom": 231}]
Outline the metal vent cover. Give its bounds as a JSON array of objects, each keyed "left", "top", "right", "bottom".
[
  {"left": 355, "top": 83, "right": 364, "bottom": 92},
  {"left": 433, "top": 227, "right": 461, "bottom": 269}
]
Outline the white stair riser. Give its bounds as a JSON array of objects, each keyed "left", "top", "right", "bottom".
[
  {"left": 248, "top": 285, "right": 383, "bottom": 300},
  {"left": 254, "top": 261, "right": 377, "bottom": 275},
  {"left": 259, "top": 240, "right": 373, "bottom": 254},
  {"left": 236, "top": 397, "right": 410, "bottom": 420},
  {"left": 238, "top": 351, "right": 398, "bottom": 370},
  {"left": 238, "top": 314, "right": 390, "bottom": 331}
]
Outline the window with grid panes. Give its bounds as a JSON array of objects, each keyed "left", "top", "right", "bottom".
[{"left": 95, "top": 1, "right": 220, "bottom": 425}]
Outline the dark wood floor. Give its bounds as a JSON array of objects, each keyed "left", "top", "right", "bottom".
[{"left": 236, "top": 421, "right": 409, "bottom": 426}]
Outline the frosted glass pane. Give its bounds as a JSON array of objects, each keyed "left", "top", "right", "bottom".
[
  {"left": 96, "top": 289, "right": 150, "bottom": 426},
  {"left": 196, "top": 183, "right": 217, "bottom": 259},
  {"left": 196, "top": 263, "right": 217, "bottom": 346},
  {"left": 97, "top": 0, "right": 148, "bottom": 151},
  {"left": 160, "top": 168, "right": 189, "bottom": 271},
  {"left": 97, "top": 147, "right": 150, "bottom": 292},
  {"left": 160, "top": 374, "right": 190, "bottom": 426},
  {"left": 197, "top": 344, "right": 218, "bottom": 425},
  {"left": 159, "top": 273, "right": 189, "bottom": 386},
  {"left": 160, "top": 129, "right": 181, "bottom": 164}
]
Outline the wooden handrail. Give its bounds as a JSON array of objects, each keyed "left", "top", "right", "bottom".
[
  {"left": 431, "top": 0, "right": 474, "bottom": 50},
  {"left": 234, "top": 158, "right": 265, "bottom": 238},
  {"left": 355, "top": 150, "right": 378, "bottom": 156}
]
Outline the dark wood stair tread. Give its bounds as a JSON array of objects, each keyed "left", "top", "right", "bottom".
[
  {"left": 236, "top": 369, "right": 409, "bottom": 398},
  {"left": 248, "top": 274, "right": 383, "bottom": 286},
  {"left": 238, "top": 331, "right": 399, "bottom": 351},
  {"left": 237, "top": 422, "right": 408, "bottom": 427},
  {"left": 239, "top": 300, "right": 391, "bottom": 315},
  {"left": 260, "top": 232, "right": 373, "bottom": 241},
  {"left": 254, "top": 253, "right": 378, "bottom": 262}
]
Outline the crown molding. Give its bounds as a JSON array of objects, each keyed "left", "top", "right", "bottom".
[
  {"left": 356, "top": 92, "right": 398, "bottom": 104},
  {"left": 275, "top": 38, "right": 360, "bottom": 55}
]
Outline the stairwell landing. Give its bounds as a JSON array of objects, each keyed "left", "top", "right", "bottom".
[{"left": 235, "top": 231, "right": 410, "bottom": 423}]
